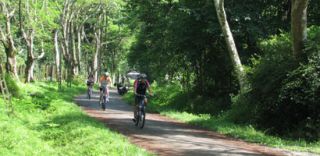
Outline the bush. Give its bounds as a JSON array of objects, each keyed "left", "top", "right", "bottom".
[
  {"left": 72, "top": 75, "right": 86, "bottom": 86},
  {"left": 274, "top": 53, "right": 320, "bottom": 140},
  {"left": 240, "top": 27, "right": 320, "bottom": 141}
]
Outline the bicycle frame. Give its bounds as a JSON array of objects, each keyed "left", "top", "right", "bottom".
[
  {"left": 135, "top": 94, "right": 147, "bottom": 128},
  {"left": 99, "top": 86, "right": 109, "bottom": 110}
]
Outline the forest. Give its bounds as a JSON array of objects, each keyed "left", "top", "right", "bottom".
[{"left": 0, "top": 0, "right": 319, "bottom": 155}]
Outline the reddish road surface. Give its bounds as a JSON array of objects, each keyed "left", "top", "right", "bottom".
[{"left": 75, "top": 90, "right": 316, "bottom": 156}]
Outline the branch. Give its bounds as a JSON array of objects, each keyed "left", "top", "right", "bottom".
[
  {"left": 37, "top": 52, "right": 45, "bottom": 60},
  {"left": 37, "top": 42, "right": 45, "bottom": 60},
  {"left": 18, "top": 49, "right": 24, "bottom": 54},
  {"left": 8, "top": 8, "right": 15, "bottom": 18}
]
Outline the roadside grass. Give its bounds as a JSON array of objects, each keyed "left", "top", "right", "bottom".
[
  {"left": 123, "top": 84, "right": 320, "bottom": 154},
  {"left": 0, "top": 82, "right": 151, "bottom": 156}
]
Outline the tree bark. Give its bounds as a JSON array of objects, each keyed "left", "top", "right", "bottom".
[
  {"left": 70, "top": 21, "right": 79, "bottom": 76},
  {"left": 93, "top": 27, "right": 101, "bottom": 82},
  {"left": 291, "top": 0, "right": 309, "bottom": 61},
  {"left": 214, "top": 0, "right": 246, "bottom": 91},
  {"left": 54, "top": 30, "right": 61, "bottom": 81}
]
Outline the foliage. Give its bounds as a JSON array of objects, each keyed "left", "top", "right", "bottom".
[
  {"left": 236, "top": 27, "right": 320, "bottom": 141},
  {"left": 72, "top": 75, "right": 86, "bottom": 86}
]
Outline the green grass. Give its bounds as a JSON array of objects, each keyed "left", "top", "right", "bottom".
[
  {"left": 0, "top": 82, "right": 151, "bottom": 156},
  {"left": 123, "top": 84, "right": 320, "bottom": 154}
]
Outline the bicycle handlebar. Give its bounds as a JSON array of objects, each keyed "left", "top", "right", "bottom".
[{"left": 135, "top": 93, "right": 153, "bottom": 97}]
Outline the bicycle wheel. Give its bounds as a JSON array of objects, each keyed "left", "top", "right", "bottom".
[
  {"left": 99, "top": 94, "right": 102, "bottom": 108},
  {"left": 102, "top": 96, "right": 106, "bottom": 110},
  {"left": 138, "top": 111, "right": 145, "bottom": 129},
  {"left": 88, "top": 89, "right": 91, "bottom": 100},
  {"left": 135, "top": 115, "right": 139, "bottom": 126}
]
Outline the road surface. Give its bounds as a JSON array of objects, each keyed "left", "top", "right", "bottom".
[{"left": 74, "top": 89, "right": 315, "bottom": 156}]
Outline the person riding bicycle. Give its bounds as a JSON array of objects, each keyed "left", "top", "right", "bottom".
[
  {"left": 86, "top": 74, "right": 95, "bottom": 99},
  {"left": 86, "top": 74, "right": 94, "bottom": 87},
  {"left": 99, "top": 72, "right": 112, "bottom": 102},
  {"left": 132, "top": 73, "right": 153, "bottom": 122}
]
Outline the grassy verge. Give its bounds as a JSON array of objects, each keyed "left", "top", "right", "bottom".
[
  {"left": 123, "top": 84, "right": 320, "bottom": 154},
  {"left": 0, "top": 82, "right": 151, "bottom": 156}
]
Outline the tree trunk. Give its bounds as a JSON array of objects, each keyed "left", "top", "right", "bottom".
[
  {"left": 93, "top": 25, "right": 102, "bottom": 82},
  {"left": 23, "top": 30, "right": 35, "bottom": 83},
  {"left": 54, "top": 30, "right": 61, "bottom": 81},
  {"left": 214, "top": 0, "right": 246, "bottom": 91},
  {"left": 5, "top": 52, "right": 18, "bottom": 78},
  {"left": 291, "top": 0, "right": 309, "bottom": 61},
  {"left": 25, "top": 59, "right": 35, "bottom": 82},
  {"left": 70, "top": 22, "right": 78, "bottom": 76},
  {"left": 77, "top": 26, "right": 82, "bottom": 73}
]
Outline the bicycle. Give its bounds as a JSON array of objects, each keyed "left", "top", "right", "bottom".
[
  {"left": 87, "top": 85, "right": 93, "bottom": 100},
  {"left": 99, "top": 86, "right": 109, "bottom": 111},
  {"left": 86, "top": 80, "right": 94, "bottom": 100},
  {"left": 134, "top": 94, "right": 148, "bottom": 129}
]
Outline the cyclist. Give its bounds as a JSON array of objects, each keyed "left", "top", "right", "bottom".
[
  {"left": 86, "top": 74, "right": 95, "bottom": 99},
  {"left": 99, "top": 72, "right": 112, "bottom": 103},
  {"left": 132, "top": 73, "right": 153, "bottom": 122}
]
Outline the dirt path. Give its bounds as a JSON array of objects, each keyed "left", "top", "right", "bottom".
[{"left": 74, "top": 90, "right": 312, "bottom": 156}]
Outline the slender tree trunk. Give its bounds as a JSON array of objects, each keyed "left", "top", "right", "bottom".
[
  {"left": 77, "top": 26, "right": 82, "bottom": 73},
  {"left": 291, "top": 0, "right": 309, "bottom": 61},
  {"left": 54, "top": 30, "right": 61, "bottom": 81},
  {"left": 214, "top": 0, "right": 246, "bottom": 91},
  {"left": 93, "top": 28, "right": 101, "bottom": 82},
  {"left": 70, "top": 22, "right": 78, "bottom": 76}
]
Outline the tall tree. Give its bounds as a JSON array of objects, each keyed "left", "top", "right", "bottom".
[
  {"left": 0, "top": 2, "right": 18, "bottom": 78},
  {"left": 214, "top": 0, "right": 246, "bottom": 91},
  {"left": 291, "top": 0, "right": 309, "bottom": 61}
]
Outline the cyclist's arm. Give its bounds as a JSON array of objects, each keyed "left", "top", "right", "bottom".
[
  {"left": 133, "top": 80, "right": 138, "bottom": 94},
  {"left": 108, "top": 77, "right": 112, "bottom": 86},
  {"left": 98, "top": 76, "right": 102, "bottom": 87},
  {"left": 146, "top": 80, "right": 153, "bottom": 96}
]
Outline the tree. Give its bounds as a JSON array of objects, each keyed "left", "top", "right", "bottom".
[
  {"left": 214, "top": 0, "right": 246, "bottom": 91},
  {"left": 21, "top": 0, "right": 46, "bottom": 82},
  {"left": 291, "top": 0, "right": 309, "bottom": 61},
  {"left": 0, "top": 2, "right": 18, "bottom": 78}
]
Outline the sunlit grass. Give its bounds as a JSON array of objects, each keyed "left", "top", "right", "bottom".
[{"left": 0, "top": 82, "right": 151, "bottom": 156}]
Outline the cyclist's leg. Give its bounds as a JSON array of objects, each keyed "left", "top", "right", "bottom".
[
  {"left": 133, "top": 96, "right": 139, "bottom": 119},
  {"left": 106, "top": 86, "right": 109, "bottom": 102},
  {"left": 101, "top": 86, "right": 105, "bottom": 101}
]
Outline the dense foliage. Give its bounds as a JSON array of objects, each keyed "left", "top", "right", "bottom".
[
  {"left": 124, "top": 0, "right": 320, "bottom": 141},
  {"left": 245, "top": 27, "right": 320, "bottom": 140}
]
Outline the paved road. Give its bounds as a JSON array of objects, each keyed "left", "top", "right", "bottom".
[{"left": 74, "top": 90, "right": 313, "bottom": 156}]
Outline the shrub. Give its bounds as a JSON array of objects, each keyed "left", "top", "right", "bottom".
[
  {"left": 275, "top": 52, "right": 320, "bottom": 140},
  {"left": 241, "top": 27, "right": 320, "bottom": 141},
  {"left": 72, "top": 75, "right": 86, "bottom": 86}
]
